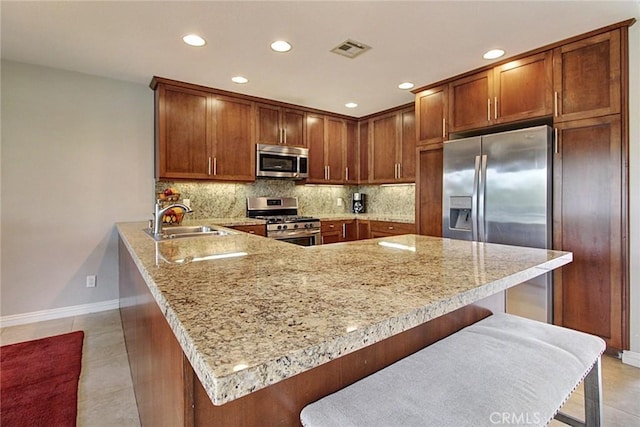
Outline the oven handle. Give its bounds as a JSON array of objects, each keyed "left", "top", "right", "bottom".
[{"left": 269, "top": 229, "right": 320, "bottom": 239}]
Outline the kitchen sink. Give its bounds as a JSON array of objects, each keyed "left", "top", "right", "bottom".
[{"left": 145, "top": 225, "right": 236, "bottom": 241}]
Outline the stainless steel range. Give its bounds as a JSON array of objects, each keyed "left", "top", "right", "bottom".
[{"left": 247, "top": 197, "right": 320, "bottom": 246}]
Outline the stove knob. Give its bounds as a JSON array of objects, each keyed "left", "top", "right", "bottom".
[
  {"left": 277, "top": 225, "right": 282, "bottom": 230},
  {"left": 283, "top": 225, "right": 288, "bottom": 230},
  {"left": 294, "top": 224, "right": 299, "bottom": 229}
]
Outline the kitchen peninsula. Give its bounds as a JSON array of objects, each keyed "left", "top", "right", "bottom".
[{"left": 117, "top": 221, "right": 572, "bottom": 426}]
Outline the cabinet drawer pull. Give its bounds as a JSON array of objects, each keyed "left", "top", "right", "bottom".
[
  {"left": 554, "top": 91, "right": 559, "bottom": 117},
  {"left": 388, "top": 226, "right": 394, "bottom": 230},
  {"left": 249, "top": 231, "right": 255, "bottom": 234}
]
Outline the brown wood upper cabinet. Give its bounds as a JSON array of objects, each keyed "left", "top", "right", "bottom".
[
  {"left": 255, "top": 103, "right": 306, "bottom": 146},
  {"left": 448, "top": 51, "right": 553, "bottom": 132},
  {"left": 307, "top": 115, "right": 357, "bottom": 184},
  {"left": 553, "top": 29, "right": 621, "bottom": 122},
  {"left": 155, "top": 83, "right": 255, "bottom": 181},
  {"left": 345, "top": 120, "right": 359, "bottom": 184},
  {"left": 415, "top": 84, "right": 448, "bottom": 146},
  {"left": 369, "top": 107, "right": 416, "bottom": 184}
]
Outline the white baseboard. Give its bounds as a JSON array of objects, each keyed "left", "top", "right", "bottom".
[
  {"left": 0, "top": 299, "right": 120, "bottom": 328},
  {"left": 622, "top": 350, "right": 640, "bottom": 368}
]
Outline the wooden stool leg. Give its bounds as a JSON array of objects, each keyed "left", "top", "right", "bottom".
[{"left": 584, "top": 357, "right": 603, "bottom": 427}]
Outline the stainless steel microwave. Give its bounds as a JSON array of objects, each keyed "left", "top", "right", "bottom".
[{"left": 256, "top": 144, "right": 308, "bottom": 179}]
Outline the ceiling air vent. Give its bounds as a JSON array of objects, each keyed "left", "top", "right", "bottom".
[{"left": 330, "top": 39, "right": 371, "bottom": 59}]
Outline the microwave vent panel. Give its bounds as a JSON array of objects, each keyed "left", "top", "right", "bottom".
[{"left": 330, "top": 39, "right": 371, "bottom": 59}]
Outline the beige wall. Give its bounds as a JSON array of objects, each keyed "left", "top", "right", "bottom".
[{"left": 1, "top": 61, "right": 154, "bottom": 316}]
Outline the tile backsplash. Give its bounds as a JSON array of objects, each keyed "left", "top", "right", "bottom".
[{"left": 156, "top": 179, "right": 415, "bottom": 219}]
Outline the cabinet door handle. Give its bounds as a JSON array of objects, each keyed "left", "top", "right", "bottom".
[
  {"left": 213, "top": 157, "right": 218, "bottom": 175},
  {"left": 345, "top": 167, "right": 349, "bottom": 181},
  {"left": 554, "top": 91, "right": 559, "bottom": 117},
  {"left": 327, "top": 165, "right": 331, "bottom": 180},
  {"left": 494, "top": 97, "right": 498, "bottom": 119},
  {"left": 487, "top": 99, "right": 491, "bottom": 121},
  {"left": 554, "top": 128, "right": 559, "bottom": 154},
  {"left": 249, "top": 230, "right": 255, "bottom": 234},
  {"left": 398, "top": 163, "right": 402, "bottom": 179},
  {"left": 342, "top": 224, "right": 346, "bottom": 239},
  {"left": 283, "top": 129, "right": 287, "bottom": 144},
  {"left": 442, "top": 118, "right": 446, "bottom": 138},
  {"left": 208, "top": 157, "right": 212, "bottom": 175}
]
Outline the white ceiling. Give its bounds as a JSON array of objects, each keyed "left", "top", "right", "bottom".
[{"left": 2, "top": 1, "right": 638, "bottom": 117}]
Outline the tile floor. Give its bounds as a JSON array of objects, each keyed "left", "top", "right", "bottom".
[
  {"left": 2, "top": 309, "right": 639, "bottom": 426},
  {"left": 1, "top": 309, "right": 140, "bottom": 426}
]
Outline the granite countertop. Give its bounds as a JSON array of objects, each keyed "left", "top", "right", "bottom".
[{"left": 116, "top": 221, "right": 571, "bottom": 406}]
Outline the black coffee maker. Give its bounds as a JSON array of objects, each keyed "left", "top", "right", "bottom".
[{"left": 352, "top": 193, "right": 366, "bottom": 213}]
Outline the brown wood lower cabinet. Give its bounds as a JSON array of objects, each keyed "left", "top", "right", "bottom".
[
  {"left": 553, "top": 115, "right": 626, "bottom": 350},
  {"left": 320, "top": 220, "right": 356, "bottom": 244},
  {"left": 229, "top": 224, "right": 266, "bottom": 237},
  {"left": 119, "top": 238, "right": 502, "bottom": 426},
  {"left": 369, "top": 220, "right": 416, "bottom": 238},
  {"left": 416, "top": 145, "right": 443, "bottom": 237}
]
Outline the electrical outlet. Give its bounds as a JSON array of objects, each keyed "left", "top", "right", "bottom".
[
  {"left": 336, "top": 198, "right": 343, "bottom": 207},
  {"left": 86, "top": 275, "right": 97, "bottom": 288},
  {"left": 183, "top": 198, "right": 191, "bottom": 208}
]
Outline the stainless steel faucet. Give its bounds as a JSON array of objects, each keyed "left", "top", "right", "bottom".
[{"left": 152, "top": 202, "right": 193, "bottom": 236}]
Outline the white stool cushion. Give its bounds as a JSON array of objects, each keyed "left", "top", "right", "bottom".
[{"left": 301, "top": 313, "right": 605, "bottom": 427}]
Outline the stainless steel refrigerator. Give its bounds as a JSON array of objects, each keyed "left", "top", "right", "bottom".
[{"left": 442, "top": 125, "right": 552, "bottom": 322}]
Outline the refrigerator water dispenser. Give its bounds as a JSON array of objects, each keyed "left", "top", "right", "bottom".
[{"left": 449, "top": 196, "right": 472, "bottom": 231}]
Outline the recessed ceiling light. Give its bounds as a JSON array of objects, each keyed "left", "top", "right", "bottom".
[
  {"left": 182, "top": 34, "right": 206, "bottom": 47},
  {"left": 345, "top": 102, "right": 358, "bottom": 109},
  {"left": 398, "top": 82, "right": 414, "bottom": 90},
  {"left": 231, "top": 76, "right": 249, "bottom": 84},
  {"left": 483, "top": 49, "right": 505, "bottom": 60},
  {"left": 271, "top": 40, "right": 292, "bottom": 52}
]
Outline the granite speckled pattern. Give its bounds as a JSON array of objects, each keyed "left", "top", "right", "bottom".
[
  {"left": 155, "top": 180, "right": 415, "bottom": 218},
  {"left": 117, "top": 221, "right": 571, "bottom": 406}
]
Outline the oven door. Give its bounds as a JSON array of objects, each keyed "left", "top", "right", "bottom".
[{"left": 269, "top": 230, "right": 320, "bottom": 246}]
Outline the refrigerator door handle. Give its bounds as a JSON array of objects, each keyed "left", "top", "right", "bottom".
[
  {"left": 478, "top": 154, "right": 488, "bottom": 242},
  {"left": 471, "top": 155, "right": 481, "bottom": 241}
]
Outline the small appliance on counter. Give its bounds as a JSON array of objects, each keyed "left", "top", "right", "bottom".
[{"left": 352, "top": 193, "right": 366, "bottom": 214}]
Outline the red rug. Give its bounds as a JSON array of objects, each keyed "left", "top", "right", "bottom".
[{"left": 1, "top": 331, "right": 84, "bottom": 426}]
